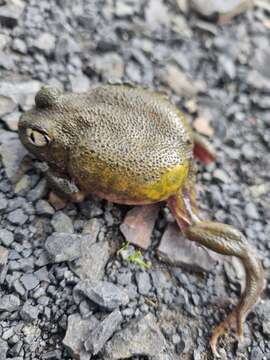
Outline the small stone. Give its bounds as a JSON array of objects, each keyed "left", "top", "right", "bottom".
[
  {"left": 0, "top": 78, "right": 41, "bottom": 109},
  {"left": 245, "top": 202, "right": 260, "bottom": 220},
  {"left": 35, "top": 199, "right": 55, "bottom": 216},
  {"left": 0, "top": 229, "right": 14, "bottom": 246},
  {"left": 0, "top": 194, "right": 8, "bottom": 212},
  {"left": 158, "top": 223, "right": 219, "bottom": 272},
  {"left": 82, "top": 218, "right": 101, "bottom": 238},
  {"left": 73, "top": 280, "right": 129, "bottom": 310},
  {"left": 190, "top": 0, "right": 253, "bottom": 23},
  {"left": 89, "top": 53, "right": 124, "bottom": 79},
  {"left": 0, "top": 294, "right": 20, "bottom": 312},
  {"left": 48, "top": 191, "right": 67, "bottom": 210},
  {"left": 1, "top": 111, "right": 21, "bottom": 131},
  {"left": 20, "top": 302, "right": 40, "bottom": 321},
  {"left": 27, "top": 178, "right": 47, "bottom": 202},
  {"left": 262, "top": 321, "right": 270, "bottom": 337},
  {"left": 0, "top": 33, "right": 9, "bottom": 51},
  {"left": 51, "top": 211, "right": 74, "bottom": 233},
  {"left": 213, "top": 168, "right": 230, "bottom": 183},
  {"left": 34, "top": 32, "right": 56, "bottom": 54},
  {"left": 45, "top": 233, "right": 85, "bottom": 262},
  {"left": 159, "top": 64, "right": 205, "bottom": 98},
  {"left": 70, "top": 240, "right": 110, "bottom": 281},
  {"left": 0, "top": 0, "right": 25, "bottom": 28},
  {"left": 115, "top": 1, "right": 137, "bottom": 17},
  {"left": 70, "top": 72, "right": 90, "bottom": 93},
  {"left": 63, "top": 313, "right": 99, "bottom": 358},
  {"left": 135, "top": 271, "right": 152, "bottom": 295},
  {"left": 0, "top": 246, "right": 8, "bottom": 267},
  {"left": 0, "top": 339, "right": 8, "bottom": 360},
  {"left": 0, "top": 135, "right": 28, "bottom": 183},
  {"left": 12, "top": 38, "right": 27, "bottom": 54},
  {"left": 0, "top": 95, "right": 17, "bottom": 117},
  {"left": 120, "top": 204, "right": 159, "bottom": 249},
  {"left": 84, "top": 309, "right": 123, "bottom": 355},
  {"left": 14, "top": 174, "right": 33, "bottom": 195},
  {"left": 104, "top": 313, "right": 171, "bottom": 359},
  {"left": 241, "top": 143, "right": 255, "bottom": 161},
  {"left": 20, "top": 273, "right": 39, "bottom": 291},
  {"left": 7, "top": 208, "right": 28, "bottom": 225}
]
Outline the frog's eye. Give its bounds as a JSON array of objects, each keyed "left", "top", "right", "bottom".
[{"left": 27, "top": 129, "right": 51, "bottom": 147}]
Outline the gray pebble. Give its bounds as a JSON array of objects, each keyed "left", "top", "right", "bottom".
[
  {"left": 35, "top": 199, "right": 55, "bottom": 216},
  {"left": 7, "top": 208, "right": 28, "bottom": 225},
  {"left": 0, "top": 294, "right": 20, "bottom": 312},
  {"left": 73, "top": 280, "right": 129, "bottom": 310},
  {"left": 51, "top": 211, "right": 74, "bottom": 233},
  {"left": 135, "top": 271, "right": 152, "bottom": 295},
  {"left": 20, "top": 273, "right": 39, "bottom": 291}
]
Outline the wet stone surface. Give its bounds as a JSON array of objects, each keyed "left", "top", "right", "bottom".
[{"left": 0, "top": 0, "right": 269, "bottom": 359}]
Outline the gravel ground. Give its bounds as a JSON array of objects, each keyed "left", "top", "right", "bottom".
[{"left": 0, "top": 1, "right": 270, "bottom": 359}]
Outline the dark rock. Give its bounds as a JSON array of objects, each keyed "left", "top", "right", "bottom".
[
  {"left": 158, "top": 223, "right": 219, "bottom": 272},
  {"left": 84, "top": 309, "right": 122, "bottom": 355},
  {"left": 73, "top": 280, "right": 129, "bottom": 310},
  {"left": 0, "top": 294, "right": 20, "bottom": 312},
  {"left": 104, "top": 313, "right": 173, "bottom": 359},
  {"left": 63, "top": 313, "right": 99, "bottom": 358}
]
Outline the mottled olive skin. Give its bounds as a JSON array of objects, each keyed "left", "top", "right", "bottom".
[{"left": 19, "top": 84, "right": 193, "bottom": 204}]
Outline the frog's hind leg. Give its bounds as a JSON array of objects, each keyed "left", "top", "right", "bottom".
[
  {"left": 167, "top": 181, "right": 264, "bottom": 357},
  {"left": 193, "top": 132, "right": 216, "bottom": 165}
]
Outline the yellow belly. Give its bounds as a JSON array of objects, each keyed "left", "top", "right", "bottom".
[{"left": 73, "top": 160, "right": 190, "bottom": 205}]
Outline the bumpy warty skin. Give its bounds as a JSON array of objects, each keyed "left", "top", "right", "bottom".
[{"left": 19, "top": 84, "right": 194, "bottom": 203}]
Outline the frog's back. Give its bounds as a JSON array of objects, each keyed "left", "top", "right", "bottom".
[{"left": 68, "top": 85, "right": 193, "bottom": 203}]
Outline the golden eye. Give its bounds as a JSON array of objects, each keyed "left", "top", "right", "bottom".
[{"left": 27, "top": 129, "right": 51, "bottom": 146}]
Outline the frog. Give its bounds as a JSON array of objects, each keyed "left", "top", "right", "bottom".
[{"left": 18, "top": 84, "right": 264, "bottom": 357}]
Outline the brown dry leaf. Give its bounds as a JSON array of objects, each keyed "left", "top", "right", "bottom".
[{"left": 193, "top": 116, "right": 214, "bottom": 137}]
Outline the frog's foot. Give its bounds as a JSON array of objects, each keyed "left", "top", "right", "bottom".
[
  {"left": 210, "top": 307, "right": 243, "bottom": 357},
  {"left": 185, "top": 221, "right": 264, "bottom": 356},
  {"left": 193, "top": 132, "right": 216, "bottom": 165},
  {"left": 45, "top": 169, "right": 85, "bottom": 202}
]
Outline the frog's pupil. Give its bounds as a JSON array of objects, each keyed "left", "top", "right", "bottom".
[{"left": 30, "top": 132, "right": 35, "bottom": 143}]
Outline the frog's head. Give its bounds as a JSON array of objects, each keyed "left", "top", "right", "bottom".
[{"left": 18, "top": 86, "right": 72, "bottom": 174}]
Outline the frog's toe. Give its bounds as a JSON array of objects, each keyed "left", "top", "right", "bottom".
[{"left": 210, "top": 309, "right": 243, "bottom": 358}]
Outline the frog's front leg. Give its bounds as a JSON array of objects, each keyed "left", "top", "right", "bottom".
[
  {"left": 168, "top": 189, "right": 264, "bottom": 357},
  {"left": 45, "top": 169, "right": 85, "bottom": 203}
]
